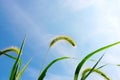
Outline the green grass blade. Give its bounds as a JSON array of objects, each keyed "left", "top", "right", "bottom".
[
  {"left": 40, "top": 48, "right": 50, "bottom": 74},
  {"left": 0, "top": 47, "right": 22, "bottom": 65},
  {"left": 81, "top": 68, "right": 110, "bottom": 80},
  {"left": 81, "top": 54, "right": 104, "bottom": 80},
  {"left": 117, "top": 64, "right": 120, "bottom": 66},
  {"left": 10, "top": 36, "right": 26, "bottom": 80},
  {"left": 50, "top": 35, "right": 76, "bottom": 47},
  {"left": 13, "top": 64, "right": 19, "bottom": 80},
  {"left": 90, "top": 59, "right": 108, "bottom": 69},
  {"left": 74, "top": 41, "right": 120, "bottom": 80},
  {"left": 10, "top": 56, "right": 20, "bottom": 80},
  {"left": 40, "top": 35, "right": 76, "bottom": 74},
  {"left": 38, "top": 57, "right": 70, "bottom": 80},
  {"left": 4, "top": 53, "right": 17, "bottom": 60},
  {"left": 0, "top": 47, "right": 20, "bottom": 55},
  {"left": 116, "top": 64, "right": 120, "bottom": 66},
  {"left": 16, "top": 58, "right": 32, "bottom": 80},
  {"left": 4, "top": 53, "right": 22, "bottom": 66},
  {"left": 97, "top": 64, "right": 108, "bottom": 69}
]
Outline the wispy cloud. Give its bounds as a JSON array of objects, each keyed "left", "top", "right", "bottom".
[
  {"left": 0, "top": 0, "right": 57, "bottom": 58},
  {"left": 25, "top": 67, "right": 39, "bottom": 80},
  {"left": 44, "top": 73, "right": 72, "bottom": 80},
  {"left": 94, "top": 0, "right": 120, "bottom": 38},
  {"left": 59, "top": 0, "right": 96, "bottom": 11},
  {"left": 1, "top": 0, "right": 120, "bottom": 80},
  {"left": 104, "top": 53, "right": 120, "bottom": 64}
]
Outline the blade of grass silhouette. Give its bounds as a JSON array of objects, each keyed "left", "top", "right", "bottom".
[
  {"left": 74, "top": 41, "right": 120, "bottom": 80},
  {"left": 4, "top": 53, "right": 22, "bottom": 66},
  {"left": 16, "top": 58, "right": 32, "bottom": 80},
  {"left": 82, "top": 54, "right": 104, "bottom": 80},
  {"left": 50, "top": 35, "right": 76, "bottom": 47},
  {"left": 0, "top": 47, "right": 20, "bottom": 56},
  {"left": 12, "top": 64, "right": 19, "bottom": 80},
  {"left": 10, "top": 36, "right": 26, "bottom": 80},
  {"left": 90, "top": 59, "right": 118, "bottom": 68},
  {"left": 97, "top": 64, "right": 108, "bottom": 69},
  {"left": 0, "top": 47, "right": 22, "bottom": 65},
  {"left": 81, "top": 68, "right": 110, "bottom": 80},
  {"left": 40, "top": 35, "right": 76, "bottom": 73},
  {"left": 38, "top": 57, "right": 70, "bottom": 80},
  {"left": 89, "top": 55, "right": 108, "bottom": 69},
  {"left": 40, "top": 47, "right": 50, "bottom": 73},
  {"left": 4, "top": 53, "right": 17, "bottom": 60}
]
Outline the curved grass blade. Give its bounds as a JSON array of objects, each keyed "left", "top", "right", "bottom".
[
  {"left": 81, "top": 54, "right": 104, "bottom": 80},
  {"left": 4, "top": 53, "right": 17, "bottom": 60},
  {"left": 10, "top": 36, "right": 26, "bottom": 80},
  {"left": 90, "top": 59, "right": 108, "bottom": 69},
  {"left": 74, "top": 41, "right": 120, "bottom": 80},
  {"left": 40, "top": 48, "right": 50, "bottom": 73},
  {"left": 97, "top": 64, "right": 108, "bottom": 69},
  {"left": 38, "top": 57, "right": 70, "bottom": 80},
  {"left": 4, "top": 53, "right": 22, "bottom": 66},
  {"left": 0, "top": 47, "right": 21, "bottom": 65},
  {"left": 0, "top": 47, "right": 20, "bottom": 55},
  {"left": 50, "top": 35, "right": 76, "bottom": 47},
  {"left": 16, "top": 58, "right": 32, "bottom": 80},
  {"left": 81, "top": 68, "right": 110, "bottom": 80},
  {"left": 40, "top": 35, "right": 76, "bottom": 73}
]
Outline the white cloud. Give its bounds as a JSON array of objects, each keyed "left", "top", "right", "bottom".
[
  {"left": 93, "top": 0, "right": 120, "bottom": 40},
  {"left": 2, "top": 0, "right": 120, "bottom": 80},
  {"left": 25, "top": 67, "right": 39, "bottom": 80},
  {"left": 44, "top": 73, "right": 72, "bottom": 80},
  {"left": 104, "top": 53, "right": 120, "bottom": 64},
  {"left": 0, "top": 0, "right": 53, "bottom": 49},
  {"left": 59, "top": 0, "right": 96, "bottom": 11}
]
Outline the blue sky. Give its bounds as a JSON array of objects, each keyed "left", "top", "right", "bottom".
[{"left": 1, "top": 0, "right": 120, "bottom": 80}]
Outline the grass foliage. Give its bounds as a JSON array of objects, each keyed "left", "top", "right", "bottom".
[{"left": 0, "top": 35, "right": 120, "bottom": 80}]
